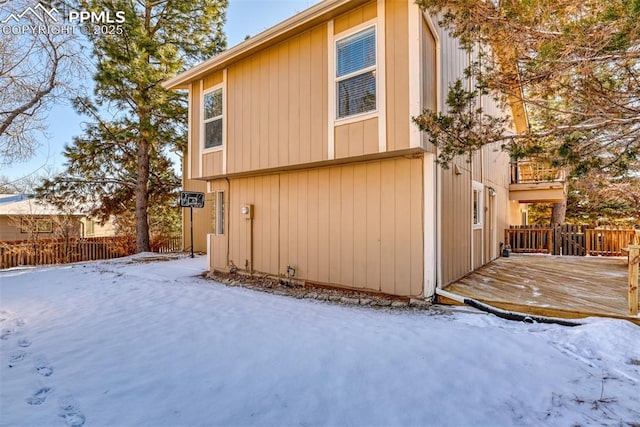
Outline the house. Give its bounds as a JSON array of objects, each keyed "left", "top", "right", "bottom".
[
  {"left": 0, "top": 194, "right": 116, "bottom": 241},
  {"left": 164, "top": 0, "right": 563, "bottom": 299}
]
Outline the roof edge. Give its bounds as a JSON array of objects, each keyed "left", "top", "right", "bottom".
[{"left": 163, "top": 0, "right": 355, "bottom": 90}]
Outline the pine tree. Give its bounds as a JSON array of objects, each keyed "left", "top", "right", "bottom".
[
  {"left": 39, "top": 0, "right": 227, "bottom": 252},
  {"left": 414, "top": 0, "right": 640, "bottom": 174}
]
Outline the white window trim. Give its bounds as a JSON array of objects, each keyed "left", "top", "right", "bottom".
[
  {"left": 333, "top": 21, "right": 379, "bottom": 124},
  {"left": 472, "top": 181, "right": 483, "bottom": 230},
  {"left": 201, "top": 83, "right": 225, "bottom": 155},
  {"left": 216, "top": 190, "right": 225, "bottom": 235},
  {"left": 328, "top": 2, "right": 387, "bottom": 158}
]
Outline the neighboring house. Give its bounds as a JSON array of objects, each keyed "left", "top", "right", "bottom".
[
  {"left": 165, "top": 0, "right": 563, "bottom": 298},
  {"left": 0, "top": 194, "right": 116, "bottom": 241}
]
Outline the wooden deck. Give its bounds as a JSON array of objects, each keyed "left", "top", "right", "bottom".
[{"left": 440, "top": 254, "right": 640, "bottom": 325}]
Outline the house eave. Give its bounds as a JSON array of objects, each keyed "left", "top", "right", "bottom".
[{"left": 162, "top": 0, "right": 371, "bottom": 90}]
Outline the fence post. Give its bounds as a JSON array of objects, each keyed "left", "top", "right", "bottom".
[{"left": 629, "top": 245, "right": 639, "bottom": 316}]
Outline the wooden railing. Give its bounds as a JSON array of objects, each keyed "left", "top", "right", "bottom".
[
  {"left": 505, "top": 227, "right": 553, "bottom": 254},
  {"left": 506, "top": 225, "right": 638, "bottom": 257},
  {"left": 510, "top": 161, "right": 565, "bottom": 184},
  {"left": 628, "top": 245, "right": 639, "bottom": 315},
  {"left": 585, "top": 228, "right": 636, "bottom": 256},
  {"left": 0, "top": 235, "right": 183, "bottom": 269}
]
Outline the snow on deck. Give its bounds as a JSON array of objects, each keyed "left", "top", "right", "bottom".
[
  {"left": 444, "top": 254, "right": 639, "bottom": 324},
  {"left": 1, "top": 255, "right": 639, "bottom": 426}
]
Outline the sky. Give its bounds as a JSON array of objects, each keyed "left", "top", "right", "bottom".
[{"left": 2, "top": 0, "right": 321, "bottom": 184}]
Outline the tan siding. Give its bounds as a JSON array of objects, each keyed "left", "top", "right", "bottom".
[
  {"left": 385, "top": 0, "right": 410, "bottom": 153},
  {"left": 191, "top": 83, "right": 202, "bottom": 178},
  {"left": 310, "top": 27, "right": 327, "bottom": 161},
  {"left": 182, "top": 174, "right": 211, "bottom": 254},
  {"left": 410, "top": 158, "right": 424, "bottom": 292},
  {"left": 340, "top": 166, "right": 355, "bottom": 286},
  {"left": 299, "top": 31, "right": 312, "bottom": 164},
  {"left": 202, "top": 151, "right": 223, "bottom": 177},
  {"left": 288, "top": 37, "right": 301, "bottom": 165},
  {"left": 353, "top": 164, "right": 368, "bottom": 288},
  {"left": 473, "top": 228, "right": 483, "bottom": 268},
  {"left": 222, "top": 25, "right": 328, "bottom": 176},
  {"left": 421, "top": 17, "right": 437, "bottom": 150},
  {"left": 250, "top": 55, "right": 261, "bottom": 171},
  {"left": 334, "top": 117, "right": 378, "bottom": 159},
  {"left": 394, "top": 160, "right": 411, "bottom": 295},
  {"left": 440, "top": 160, "right": 472, "bottom": 285},
  {"left": 258, "top": 55, "right": 270, "bottom": 170},
  {"left": 317, "top": 168, "right": 331, "bottom": 282},
  {"left": 365, "top": 161, "right": 382, "bottom": 290},
  {"left": 203, "top": 71, "right": 223, "bottom": 90},
  {"left": 221, "top": 157, "right": 423, "bottom": 296},
  {"left": 334, "top": 1, "right": 376, "bottom": 34},
  {"left": 379, "top": 160, "right": 395, "bottom": 294},
  {"left": 207, "top": 179, "right": 229, "bottom": 270}
]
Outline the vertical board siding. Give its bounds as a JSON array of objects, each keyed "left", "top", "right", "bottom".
[
  {"left": 224, "top": 157, "right": 423, "bottom": 296},
  {"left": 440, "top": 163, "right": 472, "bottom": 285},
  {"left": 334, "top": 118, "right": 379, "bottom": 159},
  {"left": 224, "top": 25, "right": 328, "bottom": 175},
  {"left": 208, "top": 179, "right": 229, "bottom": 270},
  {"left": 191, "top": 84, "right": 201, "bottom": 178},
  {"left": 334, "top": 1, "right": 377, "bottom": 34},
  {"left": 202, "top": 151, "right": 223, "bottom": 177},
  {"left": 421, "top": 18, "right": 437, "bottom": 151},
  {"left": 385, "top": 0, "right": 410, "bottom": 152},
  {"left": 203, "top": 71, "right": 223, "bottom": 90}
]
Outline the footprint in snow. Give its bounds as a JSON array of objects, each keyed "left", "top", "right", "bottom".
[
  {"left": 1, "top": 328, "right": 13, "bottom": 340},
  {"left": 58, "top": 397, "right": 86, "bottom": 427},
  {"left": 26, "top": 387, "right": 52, "bottom": 405},
  {"left": 9, "top": 350, "right": 27, "bottom": 366},
  {"left": 35, "top": 358, "right": 54, "bottom": 377},
  {"left": 18, "top": 338, "right": 32, "bottom": 347}
]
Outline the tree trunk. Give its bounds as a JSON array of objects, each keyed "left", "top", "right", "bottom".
[
  {"left": 135, "top": 138, "right": 151, "bottom": 253},
  {"left": 551, "top": 200, "right": 566, "bottom": 225}
]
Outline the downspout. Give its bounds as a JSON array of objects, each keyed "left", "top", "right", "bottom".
[
  {"left": 225, "top": 177, "right": 231, "bottom": 267},
  {"left": 435, "top": 288, "right": 582, "bottom": 327}
]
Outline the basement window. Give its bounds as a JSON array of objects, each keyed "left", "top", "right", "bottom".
[
  {"left": 210, "top": 191, "right": 225, "bottom": 235},
  {"left": 335, "top": 26, "right": 377, "bottom": 119}
]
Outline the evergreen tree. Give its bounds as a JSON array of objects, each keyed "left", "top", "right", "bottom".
[
  {"left": 39, "top": 0, "right": 227, "bottom": 252},
  {"left": 414, "top": 0, "right": 640, "bottom": 175}
]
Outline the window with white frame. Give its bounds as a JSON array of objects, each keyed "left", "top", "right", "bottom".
[
  {"left": 216, "top": 191, "right": 225, "bottom": 235},
  {"left": 210, "top": 190, "right": 225, "bottom": 235},
  {"left": 203, "top": 87, "right": 223, "bottom": 149},
  {"left": 472, "top": 182, "right": 483, "bottom": 228},
  {"left": 335, "top": 26, "right": 377, "bottom": 119}
]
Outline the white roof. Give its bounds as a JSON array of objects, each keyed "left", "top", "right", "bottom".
[{"left": 0, "top": 194, "right": 84, "bottom": 217}]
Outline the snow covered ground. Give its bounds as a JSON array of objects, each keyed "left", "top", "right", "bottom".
[{"left": 1, "top": 255, "right": 639, "bottom": 427}]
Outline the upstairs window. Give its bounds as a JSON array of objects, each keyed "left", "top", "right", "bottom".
[
  {"left": 336, "top": 26, "right": 376, "bottom": 119},
  {"left": 203, "top": 87, "right": 223, "bottom": 149}
]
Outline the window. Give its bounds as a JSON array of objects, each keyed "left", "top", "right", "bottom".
[
  {"left": 336, "top": 26, "right": 376, "bottom": 119},
  {"left": 86, "top": 220, "right": 96, "bottom": 236},
  {"left": 21, "top": 218, "right": 53, "bottom": 234},
  {"left": 472, "top": 183, "right": 483, "bottom": 229},
  {"left": 211, "top": 191, "right": 225, "bottom": 235},
  {"left": 203, "top": 87, "right": 223, "bottom": 149},
  {"left": 216, "top": 191, "right": 225, "bottom": 235}
]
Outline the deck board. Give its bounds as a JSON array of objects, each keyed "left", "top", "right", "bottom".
[{"left": 441, "top": 254, "right": 640, "bottom": 325}]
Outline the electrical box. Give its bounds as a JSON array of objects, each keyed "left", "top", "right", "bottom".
[{"left": 241, "top": 204, "right": 254, "bottom": 219}]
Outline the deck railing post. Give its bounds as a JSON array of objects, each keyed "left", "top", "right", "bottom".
[{"left": 629, "top": 245, "right": 640, "bottom": 316}]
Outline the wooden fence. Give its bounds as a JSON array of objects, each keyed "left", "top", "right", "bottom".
[
  {"left": 504, "top": 227, "right": 553, "bottom": 254},
  {"left": 506, "top": 225, "right": 637, "bottom": 256},
  {"left": 0, "top": 236, "right": 182, "bottom": 269}
]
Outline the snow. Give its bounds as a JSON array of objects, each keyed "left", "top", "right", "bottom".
[{"left": 1, "top": 255, "right": 639, "bottom": 426}]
